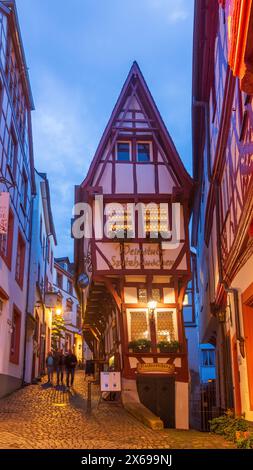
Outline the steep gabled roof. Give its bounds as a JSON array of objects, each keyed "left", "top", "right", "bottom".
[
  {"left": 1, "top": 0, "right": 34, "bottom": 110},
  {"left": 37, "top": 171, "right": 57, "bottom": 245},
  {"left": 81, "top": 61, "right": 193, "bottom": 194}
]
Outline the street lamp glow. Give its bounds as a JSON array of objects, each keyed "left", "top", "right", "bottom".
[
  {"left": 148, "top": 300, "right": 157, "bottom": 311},
  {"left": 56, "top": 307, "right": 62, "bottom": 315}
]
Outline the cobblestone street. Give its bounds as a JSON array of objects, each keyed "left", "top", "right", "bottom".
[{"left": 0, "top": 372, "right": 234, "bottom": 449}]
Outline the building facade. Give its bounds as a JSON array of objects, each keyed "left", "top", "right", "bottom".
[
  {"left": 24, "top": 171, "right": 57, "bottom": 384},
  {"left": 0, "top": 1, "right": 36, "bottom": 397},
  {"left": 74, "top": 62, "right": 193, "bottom": 429},
  {"left": 192, "top": 0, "right": 253, "bottom": 420},
  {"left": 54, "top": 258, "right": 84, "bottom": 363}
]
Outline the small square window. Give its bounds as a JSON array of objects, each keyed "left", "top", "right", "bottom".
[
  {"left": 117, "top": 142, "right": 130, "bottom": 161},
  {"left": 138, "top": 288, "right": 147, "bottom": 303},
  {"left": 137, "top": 143, "right": 150, "bottom": 162},
  {"left": 151, "top": 288, "right": 161, "bottom": 302}
]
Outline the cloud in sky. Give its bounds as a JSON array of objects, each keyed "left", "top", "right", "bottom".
[
  {"left": 32, "top": 73, "right": 98, "bottom": 255},
  {"left": 147, "top": 0, "right": 189, "bottom": 23},
  {"left": 16, "top": 0, "right": 194, "bottom": 258}
]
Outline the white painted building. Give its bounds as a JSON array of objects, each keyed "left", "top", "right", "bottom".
[
  {"left": 0, "top": 1, "right": 36, "bottom": 397},
  {"left": 24, "top": 171, "right": 57, "bottom": 384},
  {"left": 53, "top": 258, "right": 85, "bottom": 363}
]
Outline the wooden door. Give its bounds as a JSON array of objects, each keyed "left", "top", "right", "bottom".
[
  {"left": 242, "top": 285, "right": 253, "bottom": 411},
  {"left": 137, "top": 375, "right": 175, "bottom": 428}
]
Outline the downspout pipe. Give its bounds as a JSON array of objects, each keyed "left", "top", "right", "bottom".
[
  {"left": 22, "top": 194, "right": 35, "bottom": 386},
  {"left": 192, "top": 98, "right": 212, "bottom": 183}
]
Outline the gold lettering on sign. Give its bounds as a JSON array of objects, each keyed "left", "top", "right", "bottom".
[
  {"left": 108, "top": 244, "right": 177, "bottom": 270},
  {"left": 137, "top": 363, "right": 175, "bottom": 374},
  {"left": 125, "top": 257, "right": 140, "bottom": 268}
]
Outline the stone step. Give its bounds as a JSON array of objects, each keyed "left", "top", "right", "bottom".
[{"left": 124, "top": 402, "right": 164, "bottom": 430}]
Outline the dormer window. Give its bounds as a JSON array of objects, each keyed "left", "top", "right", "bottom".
[
  {"left": 116, "top": 142, "right": 130, "bottom": 161},
  {"left": 137, "top": 142, "right": 151, "bottom": 162}
]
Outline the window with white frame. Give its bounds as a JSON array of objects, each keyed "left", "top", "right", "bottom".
[
  {"left": 201, "top": 349, "right": 215, "bottom": 367},
  {"left": 128, "top": 310, "right": 150, "bottom": 341},
  {"left": 156, "top": 310, "right": 176, "bottom": 342},
  {"left": 137, "top": 142, "right": 151, "bottom": 162},
  {"left": 116, "top": 142, "right": 131, "bottom": 161}
]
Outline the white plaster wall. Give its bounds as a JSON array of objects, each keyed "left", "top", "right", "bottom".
[
  {"left": 175, "top": 381, "right": 189, "bottom": 429},
  {"left": 0, "top": 217, "right": 29, "bottom": 382},
  {"left": 231, "top": 255, "right": 253, "bottom": 421}
]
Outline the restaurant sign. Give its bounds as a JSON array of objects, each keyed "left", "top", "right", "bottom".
[
  {"left": 0, "top": 192, "right": 10, "bottom": 235},
  {"left": 137, "top": 363, "right": 175, "bottom": 374}
]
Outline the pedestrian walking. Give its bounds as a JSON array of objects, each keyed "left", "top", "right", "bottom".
[
  {"left": 65, "top": 349, "right": 78, "bottom": 388},
  {"left": 46, "top": 351, "right": 54, "bottom": 384},
  {"left": 57, "top": 349, "right": 65, "bottom": 385},
  {"left": 54, "top": 348, "right": 65, "bottom": 386}
]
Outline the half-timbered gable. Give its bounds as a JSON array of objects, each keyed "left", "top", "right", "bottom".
[{"left": 75, "top": 62, "right": 193, "bottom": 429}]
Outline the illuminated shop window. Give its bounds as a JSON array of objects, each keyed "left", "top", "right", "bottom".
[
  {"left": 106, "top": 204, "right": 134, "bottom": 239},
  {"left": 144, "top": 206, "right": 169, "bottom": 238},
  {"left": 156, "top": 311, "right": 175, "bottom": 342},
  {"left": 130, "top": 310, "right": 150, "bottom": 341}
]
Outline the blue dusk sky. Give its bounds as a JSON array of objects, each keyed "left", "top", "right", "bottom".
[{"left": 16, "top": 0, "right": 194, "bottom": 258}]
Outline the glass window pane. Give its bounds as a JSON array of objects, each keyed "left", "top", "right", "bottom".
[
  {"left": 156, "top": 310, "right": 175, "bottom": 342},
  {"left": 152, "top": 288, "right": 161, "bottom": 302},
  {"left": 208, "top": 350, "right": 215, "bottom": 366},
  {"left": 138, "top": 288, "right": 147, "bottom": 303},
  {"left": 117, "top": 142, "right": 130, "bottom": 161},
  {"left": 137, "top": 143, "right": 150, "bottom": 162},
  {"left": 130, "top": 311, "right": 149, "bottom": 340}
]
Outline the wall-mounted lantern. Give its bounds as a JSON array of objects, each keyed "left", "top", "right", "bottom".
[
  {"left": 148, "top": 299, "right": 157, "bottom": 320},
  {"left": 217, "top": 308, "right": 226, "bottom": 323}
]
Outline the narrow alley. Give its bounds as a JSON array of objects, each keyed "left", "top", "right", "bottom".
[{"left": 0, "top": 372, "right": 234, "bottom": 450}]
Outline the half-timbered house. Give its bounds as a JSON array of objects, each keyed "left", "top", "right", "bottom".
[
  {"left": 74, "top": 62, "right": 193, "bottom": 429},
  {"left": 0, "top": 1, "right": 36, "bottom": 397},
  {"left": 192, "top": 0, "right": 253, "bottom": 420}
]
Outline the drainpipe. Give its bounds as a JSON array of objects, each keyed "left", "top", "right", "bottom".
[
  {"left": 192, "top": 99, "right": 212, "bottom": 183},
  {"left": 22, "top": 194, "right": 35, "bottom": 386}
]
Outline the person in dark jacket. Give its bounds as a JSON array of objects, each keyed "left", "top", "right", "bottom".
[
  {"left": 54, "top": 349, "right": 65, "bottom": 386},
  {"left": 46, "top": 351, "right": 54, "bottom": 384},
  {"left": 65, "top": 349, "right": 78, "bottom": 388}
]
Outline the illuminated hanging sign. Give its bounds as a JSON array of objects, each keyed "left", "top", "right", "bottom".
[
  {"left": 0, "top": 192, "right": 10, "bottom": 235},
  {"left": 137, "top": 363, "right": 175, "bottom": 374}
]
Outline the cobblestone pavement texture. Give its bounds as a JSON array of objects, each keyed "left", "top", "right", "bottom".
[{"left": 0, "top": 371, "right": 234, "bottom": 449}]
